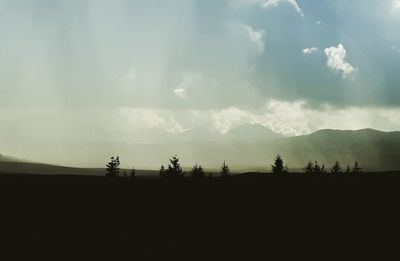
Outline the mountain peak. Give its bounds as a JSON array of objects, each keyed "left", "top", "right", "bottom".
[
  {"left": 227, "top": 123, "right": 282, "bottom": 140},
  {"left": 311, "top": 128, "right": 387, "bottom": 136}
]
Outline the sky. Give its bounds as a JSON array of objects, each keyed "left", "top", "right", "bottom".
[{"left": 1, "top": 0, "right": 400, "bottom": 143}]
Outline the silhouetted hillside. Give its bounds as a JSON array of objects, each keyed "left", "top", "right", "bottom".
[
  {"left": 281, "top": 129, "right": 400, "bottom": 170},
  {"left": 0, "top": 155, "right": 158, "bottom": 176},
  {"left": 0, "top": 154, "right": 28, "bottom": 163}
]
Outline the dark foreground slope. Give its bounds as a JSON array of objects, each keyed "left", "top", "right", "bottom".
[{"left": 1, "top": 173, "right": 400, "bottom": 258}]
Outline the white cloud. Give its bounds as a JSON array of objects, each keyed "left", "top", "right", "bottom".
[
  {"left": 211, "top": 107, "right": 249, "bottom": 133},
  {"left": 117, "top": 101, "right": 400, "bottom": 138},
  {"left": 238, "top": 0, "right": 304, "bottom": 17},
  {"left": 393, "top": 0, "right": 400, "bottom": 10},
  {"left": 118, "top": 108, "right": 168, "bottom": 130},
  {"left": 302, "top": 47, "right": 319, "bottom": 55},
  {"left": 117, "top": 100, "right": 400, "bottom": 138},
  {"left": 316, "top": 21, "right": 321, "bottom": 25},
  {"left": 210, "top": 100, "right": 400, "bottom": 136},
  {"left": 173, "top": 88, "right": 186, "bottom": 98},
  {"left": 6, "top": 102, "right": 400, "bottom": 149},
  {"left": 324, "top": 44, "right": 357, "bottom": 78},
  {"left": 166, "top": 117, "right": 188, "bottom": 133},
  {"left": 228, "top": 22, "right": 265, "bottom": 54}
]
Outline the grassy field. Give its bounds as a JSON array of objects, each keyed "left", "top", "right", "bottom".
[{"left": 1, "top": 172, "right": 400, "bottom": 258}]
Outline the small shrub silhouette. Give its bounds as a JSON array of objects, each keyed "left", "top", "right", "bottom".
[
  {"left": 106, "top": 156, "right": 120, "bottom": 177},
  {"left": 130, "top": 166, "right": 136, "bottom": 179}
]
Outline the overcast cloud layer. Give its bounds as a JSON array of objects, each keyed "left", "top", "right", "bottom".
[{"left": 1, "top": 0, "right": 400, "bottom": 144}]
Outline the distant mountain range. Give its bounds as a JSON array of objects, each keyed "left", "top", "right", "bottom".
[
  {"left": 1, "top": 125, "right": 400, "bottom": 172},
  {"left": 126, "top": 123, "right": 283, "bottom": 143}
]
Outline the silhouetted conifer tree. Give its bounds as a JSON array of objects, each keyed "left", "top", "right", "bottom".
[
  {"left": 330, "top": 161, "right": 343, "bottom": 175},
  {"left": 305, "top": 161, "right": 328, "bottom": 175},
  {"left": 304, "top": 161, "right": 314, "bottom": 175},
  {"left": 220, "top": 161, "right": 230, "bottom": 177},
  {"left": 130, "top": 166, "right": 136, "bottom": 178},
  {"left": 166, "top": 155, "right": 183, "bottom": 177},
  {"left": 314, "top": 161, "right": 322, "bottom": 174},
  {"left": 159, "top": 165, "right": 166, "bottom": 177},
  {"left": 272, "top": 154, "right": 288, "bottom": 174},
  {"left": 315, "top": 161, "right": 327, "bottom": 175},
  {"left": 106, "top": 156, "right": 120, "bottom": 177},
  {"left": 351, "top": 162, "right": 362, "bottom": 174},
  {"left": 345, "top": 165, "right": 351, "bottom": 174},
  {"left": 321, "top": 164, "right": 327, "bottom": 174},
  {"left": 190, "top": 164, "right": 205, "bottom": 178}
]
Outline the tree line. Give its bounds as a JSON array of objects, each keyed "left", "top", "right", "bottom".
[{"left": 105, "top": 154, "right": 362, "bottom": 178}]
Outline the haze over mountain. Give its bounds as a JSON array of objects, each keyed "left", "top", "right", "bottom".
[
  {"left": 226, "top": 124, "right": 283, "bottom": 142},
  {"left": 1, "top": 126, "right": 399, "bottom": 172},
  {"left": 124, "top": 124, "right": 283, "bottom": 144}
]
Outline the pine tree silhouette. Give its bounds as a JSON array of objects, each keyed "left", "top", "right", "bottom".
[
  {"left": 304, "top": 161, "right": 328, "bottom": 175},
  {"left": 304, "top": 161, "right": 314, "bottom": 175},
  {"left": 190, "top": 164, "right": 206, "bottom": 178},
  {"left": 346, "top": 165, "right": 351, "bottom": 174},
  {"left": 220, "top": 161, "right": 230, "bottom": 177},
  {"left": 159, "top": 165, "right": 166, "bottom": 178},
  {"left": 314, "top": 161, "right": 322, "bottom": 174},
  {"left": 330, "top": 161, "right": 343, "bottom": 175},
  {"left": 106, "top": 156, "right": 120, "bottom": 177},
  {"left": 166, "top": 155, "right": 183, "bottom": 178},
  {"left": 272, "top": 154, "right": 288, "bottom": 174},
  {"left": 351, "top": 162, "right": 362, "bottom": 174}
]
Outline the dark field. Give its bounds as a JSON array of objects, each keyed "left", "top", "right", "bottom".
[{"left": 1, "top": 172, "right": 400, "bottom": 258}]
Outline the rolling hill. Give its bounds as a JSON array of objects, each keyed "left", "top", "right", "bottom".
[{"left": 0, "top": 154, "right": 157, "bottom": 176}]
